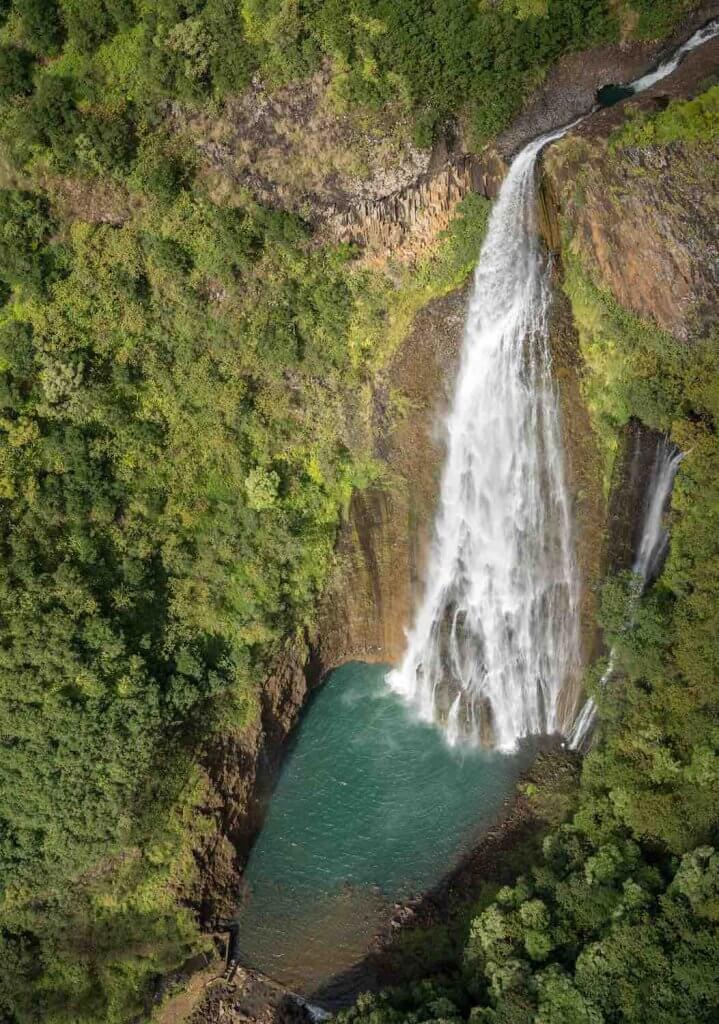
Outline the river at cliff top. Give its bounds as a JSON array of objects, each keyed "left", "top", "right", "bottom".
[{"left": 234, "top": 662, "right": 532, "bottom": 1001}]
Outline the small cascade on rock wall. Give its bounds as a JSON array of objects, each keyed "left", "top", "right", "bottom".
[
  {"left": 387, "top": 125, "right": 580, "bottom": 752},
  {"left": 598, "top": 17, "right": 719, "bottom": 105},
  {"left": 568, "top": 438, "right": 683, "bottom": 750}
]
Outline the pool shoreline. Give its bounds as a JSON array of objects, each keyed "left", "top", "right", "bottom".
[
  {"left": 157, "top": 742, "right": 578, "bottom": 1024},
  {"left": 231, "top": 663, "right": 535, "bottom": 995},
  {"left": 307, "top": 739, "right": 576, "bottom": 1009}
]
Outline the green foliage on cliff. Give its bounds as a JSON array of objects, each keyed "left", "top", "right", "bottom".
[
  {"left": 625, "top": 0, "right": 699, "bottom": 39},
  {"left": 564, "top": 261, "right": 719, "bottom": 855},
  {"left": 0, "top": 6, "right": 496, "bottom": 1014},
  {"left": 562, "top": 254, "right": 687, "bottom": 492},
  {"left": 0, "top": 0, "right": 641, "bottom": 160},
  {"left": 292, "top": 0, "right": 616, "bottom": 147},
  {"left": 0, "top": 180, "right": 386, "bottom": 1020},
  {"left": 0, "top": 1, "right": 710, "bottom": 1021},
  {"left": 353, "top": 192, "right": 491, "bottom": 371},
  {"left": 0, "top": 0, "right": 702, "bottom": 168},
  {"left": 612, "top": 85, "right": 719, "bottom": 147}
]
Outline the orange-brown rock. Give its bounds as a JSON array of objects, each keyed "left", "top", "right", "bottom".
[
  {"left": 543, "top": 33, "right": 719, "bottom": 340},
  {"left": 324, "top": 152, "right": 507, "bottom": 266},
  {"left": 315, "top": 285, "right": 470, "bottom": 671}
]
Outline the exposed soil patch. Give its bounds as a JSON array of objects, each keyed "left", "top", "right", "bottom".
[
  {"left": 44, "top": 174, "right": 136, "bottom": 225},
  {"left": 155, "top": 956, "right": 224, "bottom": 1024},
  {"left": 186, "top": 966, "right": 317, "bottom": 1024}
]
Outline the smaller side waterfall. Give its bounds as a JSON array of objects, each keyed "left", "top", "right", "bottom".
[
  {"left": 633, "top": 440, "right": 684, "bottom": 584},
  {"left": 568, "top": 439, "right": 683, "bottom": 750}
]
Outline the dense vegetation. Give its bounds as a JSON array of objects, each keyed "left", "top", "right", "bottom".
[
  {"left": 0, "top": 112, "right": 492, "bottom": 1024},
  {"left": 0, "top": 0, "right": 712, "bottom": 1022},
  {"left": 0, "top": 0, "right": 695, "bottom": 166},
  {"left": 337, "top": 88, "right": 719, "bottom": 1024},
  {"left": 0, "top": 185, "right": 383, "bottom": 1020},
  {"left": 611, "top": 83, "right": 719, "bottom": 147}
]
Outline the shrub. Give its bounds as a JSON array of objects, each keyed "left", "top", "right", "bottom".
[
  {"left": 0, "top": 45, "right": 34, "bottom": 102},
  {"left": 14, "top": 0, "right": 66, "bottom": 56},
  {"left": 0, "top": 189, "right": 57, "bottom": 294}
]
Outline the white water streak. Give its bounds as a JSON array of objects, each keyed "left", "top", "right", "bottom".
[
  {"left": 568, "top": 440, "right": 683, "bottom": 750},
  {"left": 630, "top": 19, "right": 719, "bottom": 95},
  {"left": 388, "top": 125, "right": 580, "bottom": 752}
]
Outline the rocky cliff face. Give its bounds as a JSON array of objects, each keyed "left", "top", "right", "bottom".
[
  {"left": 315, "top": 11, "right": 719, "bottom": 717},
  {"left": 498, "top": 0, "right": 719, "bottom": 155},
  {"left": 538, "top": 22, "right": 719, "bottom": 596},
  {"left": 324, "top": 154, "right": 506, "bottom": 265},
  {"left": 545, "top": 284, "right": 606, "bottom": 723},
  {"left": 542, "top": 28, "right": 719, "bottom": 342},
  {"left": 315, "top": 285, "right": 469, "bottom": 671},
  {"left": 191, "top": 642, "right": 312, "bottom": 923}
]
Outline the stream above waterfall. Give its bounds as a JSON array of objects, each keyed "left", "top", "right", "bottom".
[{"left": 234, "top": 662, "right": 532, "bottom": 1001}]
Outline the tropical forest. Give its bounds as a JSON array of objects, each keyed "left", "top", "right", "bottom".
[{"left": 0, "top": 2, "right": 718, "bottom": 1023}]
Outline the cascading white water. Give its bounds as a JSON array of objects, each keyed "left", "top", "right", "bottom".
[
  {"left": 630, "top": 18, "right": 719, "bottom": 95},
  {"left": 388, "top": 17, "right": 718, "bottom": 753},
  {"left": 633, "top": 440, "right": 684, "bottom": 583},
  {"left": 568, "top": 438, "right": 683, "bottom": 750},
  {"left": 387, "top": 125, "right": 580, "bottom": 752}
]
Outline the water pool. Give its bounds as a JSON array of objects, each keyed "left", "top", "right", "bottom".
[{"left": 234, "top": 662, "right": 530, "bottom": 999}]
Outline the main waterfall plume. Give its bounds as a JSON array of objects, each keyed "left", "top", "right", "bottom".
[
  {"left": 388, "top": 127, "right": 580, "bottom": 752},
  {"left": 386, "top": 15, "right": 719, "bottom": 752}
]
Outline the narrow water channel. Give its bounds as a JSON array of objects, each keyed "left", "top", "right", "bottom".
[{"left": 235, "top": 663, "right": 531, "bottom": 997}]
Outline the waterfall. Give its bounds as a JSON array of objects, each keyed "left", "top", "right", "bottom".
[
  {"left": 630, "top": 18, "right": 719, "bottom": 96},
  {"left": 633, "top": 440, "right": 684, "bottom": 584},
  {"left": 568, "top": 439, "right": 683, "bottom": 750},
  {"left": 387, "top": 125, "right": 580, "bottom": 752},
  {"left": 387, "top": 17, "right": 718, "bottom": 753}
]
